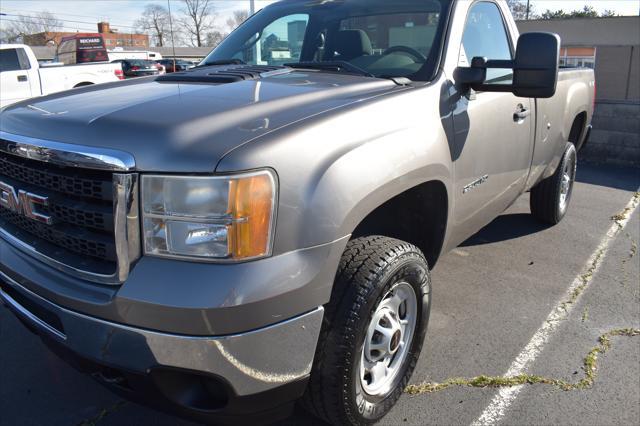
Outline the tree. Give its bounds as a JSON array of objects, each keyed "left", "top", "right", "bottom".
[
  {"left": 180, "top": 0, "right": 216, "bottom": 47},
  {"left": 0, "top": 27, "right": 22, "bottom": 44},
  {"left": 205, "top": 30, "right": 227, "bottom": 48},
  {"left": 540, "top": 5, "right": 616, "bottom": 20},
  {"left": 569, "top": 5, "right": 599, "bottom": 18},
  {"left": 135, "top": 4, "right": 171, "bottom": 47},
  {"left": 506, "top": 0, "right": 534, "bottom": 20},
  {"left": 0, "top": 11, "right": 62, "bottom": 44},
  {"left": 226, "top": 10, "right": 249, "bottom": 31},
  {"left": 540, "top": 9, "right": 569, "bottom": 20}
]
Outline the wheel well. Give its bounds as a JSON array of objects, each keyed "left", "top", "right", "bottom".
[
  {"left": 568, "top": 111, "right": 587, "bottom": 144},
  {"left": 74, "top": 82, "right": 94, "bottom": 88},
  {"left": 352, "top": 181, "right": 448, "bottom": 268}
]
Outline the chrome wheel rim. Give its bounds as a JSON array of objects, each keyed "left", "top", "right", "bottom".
[
  {"left": 559, "top": 154, "right": 575, "bottom": 212},
  {"left": 360, "top": 281, "right": 418, "bottom": 396}
]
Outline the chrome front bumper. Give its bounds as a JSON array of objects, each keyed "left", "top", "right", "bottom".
[{"left": 0, "top": 270, "right": 323, "bottom": 397}]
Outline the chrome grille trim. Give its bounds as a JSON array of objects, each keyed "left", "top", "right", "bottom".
[
  {"left": 0, "top": 133, "right": 139, "bottom": 285},
  {"left": 0, "top": 131, "right": 135, "bottom": 172},
  {"left": 113, "top": 174, "right": 141, "bottom": 282}
]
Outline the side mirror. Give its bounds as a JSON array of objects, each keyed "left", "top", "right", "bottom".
[
  {"left": 453, "top": 32, "right": 560, "bottom": 99},
  {"left": 512, "top": 32, "right": 560, "bottom": 98}
]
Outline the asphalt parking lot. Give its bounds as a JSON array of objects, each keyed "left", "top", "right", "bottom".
[{"left": 1, "top": 161, "right": 639, "bottom": 426}]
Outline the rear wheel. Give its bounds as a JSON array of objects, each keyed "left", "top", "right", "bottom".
[
  {"left": 302, "top": 236, "right": 431, "bottom": 425},
  {"left": 530, "top": 143, "right": 577, "bottom": 225}
]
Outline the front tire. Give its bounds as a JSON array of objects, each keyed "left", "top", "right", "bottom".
[
  {"left": 302, "top": 236, "right": 431, "bottom": 425},
  {"left": 530, "top": 143, "right": 577, "bottom": 225}
]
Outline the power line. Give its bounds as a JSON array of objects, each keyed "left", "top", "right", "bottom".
[
  {"left": 0, "top": 12, "right": 139, "bottom": 29},
  {"left": 0, "top": 17, "right": 94, "bottom": 30},
  {"left": 0, "top": 18, "right": 104, "bottom": 33},
  {"left": 0, "top": 8, "right": 138, "bottom": 25},
  {"left": 0, "top": 18, "right": 154, "bottom": 36}
]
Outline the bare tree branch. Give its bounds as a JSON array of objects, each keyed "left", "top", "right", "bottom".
[
  {"left": 180, "top": 0, "right": 216, "bottom": 47},
  {"left": 1, "top": 11, "right": 62, "bottom": 44},
  {"left": 505, "top": 0, "right": 535, "bottom": 20},
  {"left": 226, "top": 10, "right": 249, "bottom": 32},
  {"left": 135, "top": 4, "right": 172, "bottom": 47}
]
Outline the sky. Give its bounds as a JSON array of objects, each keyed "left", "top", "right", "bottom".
[
  {"left": 0, "top": 0, "right": 638, "bottom": 36},
  {"left": 0, "top": 1, "right": 276, "bottom": 34}
]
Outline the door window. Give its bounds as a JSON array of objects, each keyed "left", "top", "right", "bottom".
[
  {"left": 460, "top": 2, "right": 513, "bottom": 84},
  {"left": 0, "top": 49, "right": 23, "bottom": 72}
]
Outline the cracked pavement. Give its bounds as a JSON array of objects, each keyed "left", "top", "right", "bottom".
[{"left": 1, "top": 162, "right": 639, "bottom": 426}]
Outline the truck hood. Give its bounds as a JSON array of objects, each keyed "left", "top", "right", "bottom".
[{"left": 0, "top": 71, "right": 399, "bottom": 172}]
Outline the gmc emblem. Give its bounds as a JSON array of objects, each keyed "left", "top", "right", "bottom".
[{"left": 0, "top": 180, "right": 52, "bottom": 225}]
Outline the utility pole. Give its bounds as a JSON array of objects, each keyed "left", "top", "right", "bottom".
[
  {"left": 250, "top": 0, "right": 255, "bottom": 15},
  {"left": 526, "top": 0, "right": 531, "bottom": 20}
]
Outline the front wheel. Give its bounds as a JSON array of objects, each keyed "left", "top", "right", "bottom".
[
  {"left": 302, "top": 236, "right": 431, "bottom": 425},
  {"left": 530, "top": 143, "right": 577, "bottom": 225}
]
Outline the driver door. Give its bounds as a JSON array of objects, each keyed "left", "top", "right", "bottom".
[{"left": 449, "top": 1, "right": 534, "bottom": 245}]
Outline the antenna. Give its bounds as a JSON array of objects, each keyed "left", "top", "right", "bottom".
[{"left": 167, "top": 0, "right": 177, "bottom": 70}]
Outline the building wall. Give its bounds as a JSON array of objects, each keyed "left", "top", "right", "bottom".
[
  {"left": 518, "top": 17, "right": 639, "bottom": 165},
  {"left": 24, "top": 29, "right": 149, "bottom": 50},
  {"left": 30, "top": 46, "right": 212, "bottom": 62},
  {"left": 516, "top": 16, "right": 639, "bottom": 102},
  {"left": 103, "top": 34, "right": 149, "bottom": 48},
  {"left": 516, "top": 16, "right": 640, "bottom": 46},
  {"left": 581, "top": 102, "right": 640, "bottom": 166},
  {"left": 594, "top": 46, "right": 639, "bottom": 101}
]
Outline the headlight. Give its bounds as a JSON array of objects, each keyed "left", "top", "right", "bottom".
[{"left": 141, "top": 170, "right": 276, "bottom": 262}]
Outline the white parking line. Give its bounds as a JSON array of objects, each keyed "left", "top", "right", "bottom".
[{"left": 471, "top": 191, "right": 640, "bottom": 426}]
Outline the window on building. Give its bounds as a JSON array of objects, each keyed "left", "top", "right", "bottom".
[{"left": 560, "top": 47, "right": 596, "bottom": 69}]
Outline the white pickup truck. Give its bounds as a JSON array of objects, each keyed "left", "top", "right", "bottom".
[{"left": 0, "top": 44, "right": 124, "bottom": 108}]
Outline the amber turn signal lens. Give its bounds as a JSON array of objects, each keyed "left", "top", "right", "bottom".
[{"left": 227, "top": 172, "right": 276, "bottom": 259}]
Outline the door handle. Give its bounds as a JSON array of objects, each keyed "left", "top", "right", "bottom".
[
  {"left": 513, "top": 104, "right": 530, "bottom": 121},
  {"left": 17, "top": 75, "right": 28, "bottom": 82}
]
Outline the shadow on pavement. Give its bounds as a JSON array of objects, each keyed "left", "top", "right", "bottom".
[
  {"left": 277, "top": 406, "right": 329, "bottom": 425},
  {"left": 462, "top": 162, "right": 639, "bottom": 248},
  {"left": 460, "top": 213, "right": 550, "bottom": 247},
  {"left": 576, "top": 161, "right": 640, "bottom": 192}
]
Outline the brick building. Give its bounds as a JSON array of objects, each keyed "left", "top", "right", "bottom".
[{"left": 24, "top": 22, "right": 149, "bottom": 49}]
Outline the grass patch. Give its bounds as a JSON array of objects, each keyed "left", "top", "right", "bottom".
[
  {"left": 581, "top": 307, "right": 589, "bottom": 323},
  {"left": 405, "top": 328, "right": 639, "bottom": 395},
  {"left": 611, "top": 192, "right": 640, "bottom": 228}
]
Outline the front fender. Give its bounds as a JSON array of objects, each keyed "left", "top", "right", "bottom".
[{"left": 216, "top": 81, "right": 454, "bottom": 255}]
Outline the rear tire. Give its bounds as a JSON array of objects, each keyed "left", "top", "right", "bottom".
[
  {"left": 301, "top": 236, "right": 431, "bottom": 425},
  {"left": 530, "top": 143, "right": 577, "bottom": 225}
]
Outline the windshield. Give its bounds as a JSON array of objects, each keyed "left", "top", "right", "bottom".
[
  {"left": 128, "top": 60, "right": 156, "bottom": 67},
  {"left": 204, "top": 0, "right": 450, "bottom": 81}
]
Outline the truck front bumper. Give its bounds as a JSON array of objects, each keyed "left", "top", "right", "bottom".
[{"left": 0, "top": 269, "right": 323, "bottom": 422}]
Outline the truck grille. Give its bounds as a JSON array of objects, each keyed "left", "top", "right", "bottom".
[
  {"left": 0, "top": 153, "right": 112, "bottom": 200},
  {"left": 0, "top": 151, "right": 118, "bottom": 276}
]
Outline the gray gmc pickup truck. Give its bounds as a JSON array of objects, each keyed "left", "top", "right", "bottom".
[{"left": 0, "top": 0, "right": 594, "bottom": 424}]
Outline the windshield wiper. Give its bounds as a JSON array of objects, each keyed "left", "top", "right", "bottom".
[
  {"left": 285, "top": 61, "right": 374, "bottom": 78},
  {"left": 198, "top": 58, "right": 246, "bottom": 67}
]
